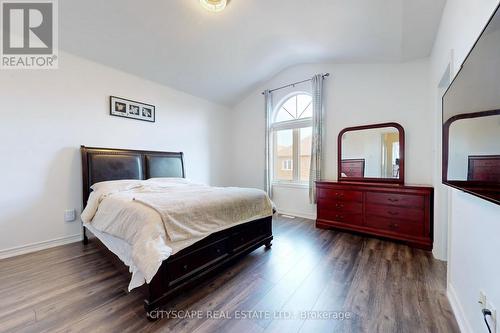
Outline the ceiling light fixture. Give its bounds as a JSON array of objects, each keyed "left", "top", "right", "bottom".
[{"left": 199, "top": 0, "right": 227, "bottom": 13}]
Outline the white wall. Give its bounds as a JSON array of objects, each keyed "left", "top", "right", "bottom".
[
  {"left": 430, "top": 0, "right": 500, "bottom": 332},
  {"left": 0, "top": 51, "right": 230, "bottom": 257},
  {"left": 228, "top": 60, "right": 432, "bottom": 219}
]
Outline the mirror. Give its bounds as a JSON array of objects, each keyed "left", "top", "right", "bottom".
[
  {"left": 338, "top": 123, "right": 405, "bottom": 184},
  {"left": 442, "top": 4, "right": 500, "bottom": 205},
  {"left": 446, "top": 113, "right": 500, "bottom": 181}
]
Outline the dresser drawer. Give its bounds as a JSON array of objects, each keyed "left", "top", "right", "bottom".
[
  {"left": 317, "top": 188, "right": 363, "bottom": 202},
  {"left": 231, "top": 220, "right": 271, "bottom": 252},
  {"left": 365, "top": 204, "right": 423, "bottom": 222},
  {"left": 318, "top": 200, "right": 362, "bottom": 213},
  {"left": 168, "top": 238, "right": 229, "bottom": 282},
  {"left": 366, "top": 192, "right": 424, "bottom": 208},
  {"left": 318, "top": 209, "right": 363, "bottom": 225},
  {"left": 366, "top": 216, "right": 424, "bottom": 237}
]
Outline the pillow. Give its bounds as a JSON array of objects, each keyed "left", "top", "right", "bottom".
[
  {"left": 90, "top": 179, "right": 143, "bottom": 192},
  {"left": 144, "top": 177, "right": 193, "bottom": 187}
]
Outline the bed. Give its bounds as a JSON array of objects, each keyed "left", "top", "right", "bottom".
[
  {"left": 341, "top": 158, "right": 365, "bottom": 177},
  {"left": 467, "top": 155, "right": 500, "bottom": 182},
  {"left": 80, "top": 146, "right": 273, "bottom": 318}
]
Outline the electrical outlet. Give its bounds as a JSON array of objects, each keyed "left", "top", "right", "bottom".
[
  {"left": 487, "top": 302, "right": 497, "bottom": 333},
  {"left": 479, "top": 291, "right": 487, "bottom": 308},
  {"left": 480, "top": 291, "right": 497, "bottom": 333},
  {"left": 64, "top": 209, "right": 76, "bottom": 222}
]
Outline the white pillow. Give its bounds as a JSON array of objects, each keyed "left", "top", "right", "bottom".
[
  {"left": 143, "top": 177, "right": 196, "bottom": 187},
  {"left": 90, "top": 179, "right": 143, "bottom": 192}
]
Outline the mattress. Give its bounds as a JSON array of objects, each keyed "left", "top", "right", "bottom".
[{"left": 80, "top": 178, "right": 273, "bottom": 291}]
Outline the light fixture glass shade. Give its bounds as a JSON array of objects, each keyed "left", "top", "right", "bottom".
[{"left": 200, "top": 0, "right": 227, "bottom": 13}]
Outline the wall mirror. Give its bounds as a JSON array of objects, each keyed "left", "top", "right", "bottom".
[
  {"left": 442, "top": 4, "right": 500, "bottom": 205},
  {"left": 338, "top": 122, "right": 405, "bottom": 184}
]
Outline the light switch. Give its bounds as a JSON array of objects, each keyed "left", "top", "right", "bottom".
[{"left": 64, "top": 209, "right": 76, "bottom": 222}]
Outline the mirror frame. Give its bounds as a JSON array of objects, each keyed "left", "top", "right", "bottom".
[
  {"left": 338, "top": 122, "right": 405, "bottom": 184},
  {"left": 442, "top": 109, "right": 500, "bottom": 205}
]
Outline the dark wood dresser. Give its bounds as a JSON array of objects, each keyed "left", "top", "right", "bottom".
[{"left": 316, "top": 181, "right": 433, "bottom": 250}]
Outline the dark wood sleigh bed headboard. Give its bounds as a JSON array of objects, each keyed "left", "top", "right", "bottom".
[{"left": 81, "top": 146, "right": 185, "bottom": 207}]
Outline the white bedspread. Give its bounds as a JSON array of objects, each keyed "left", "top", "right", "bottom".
[{"left": 81, "top": 178, "right": 273, "bottom": 291}]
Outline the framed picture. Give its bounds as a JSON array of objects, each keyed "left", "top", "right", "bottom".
[{"left": 110, "top": 96, "right": 155, "bottom": 122}]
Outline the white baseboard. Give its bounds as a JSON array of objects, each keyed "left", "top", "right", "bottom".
[
  {"left": 0, "top": 234, "right": 82, "bottom": 260},
  {"left": 447, "top": 282, "right": 472, "bottom": 333},
  {"left": 276, "top": 209, "right": 316, "bottom": 220},
  {"left": 432, "top": 247, "right": 448, "bottom": 262}
]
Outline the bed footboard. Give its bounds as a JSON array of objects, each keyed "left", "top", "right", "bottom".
[{"left": 144, "top": 216, "right": 273, "bottom": 318}]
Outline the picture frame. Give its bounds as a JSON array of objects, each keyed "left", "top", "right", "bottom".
[{"left": 110, "top": 96, "right": 155, "bottom": 123}]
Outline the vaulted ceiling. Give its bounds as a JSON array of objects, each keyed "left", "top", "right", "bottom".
[{"left": 60, "top": 0, "right": 446, "bottom": 106}]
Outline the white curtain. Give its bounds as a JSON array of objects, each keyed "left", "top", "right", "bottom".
[
  {"left": 309, "top": 74, "right": 325, "bottom": 203},
  {"left": 264, "top": 89, "right": 273, "bottom": 198}
]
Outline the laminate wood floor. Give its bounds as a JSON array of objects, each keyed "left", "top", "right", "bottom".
[{"left": 0, "top": 216, "right": 459, "bottom": 333}]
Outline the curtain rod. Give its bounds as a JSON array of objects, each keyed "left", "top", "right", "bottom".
[{"left": 261, "top": 73, "right": 330, "bottom": 95}]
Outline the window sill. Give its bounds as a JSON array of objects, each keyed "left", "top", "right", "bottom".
[{"left": 272, "top": 182, "right": 309, "bottom": 189}]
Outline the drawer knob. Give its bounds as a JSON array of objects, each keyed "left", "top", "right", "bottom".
[
  {"left": 389, "top": 223, "right": 399, "bottom": 229},
  {"left": 335, "top": 214, "right": 344, "bottom": 220},
  {"left": 216, "top": 249, "right": 221, "bottom": 254},
  {"left": 183, "top": 264, "right": 188, "bottom": 270},
  {"left": 388, "top": 198, "right": 399, "bottom": 202},
  {"left": 387, "top": 211, "right": 399, "bottom": 216},
  {"left": 335, "top": 193, "right": 344, "bottom": 198},
  {"left": 335, "top": 203, "right": 344, "bottom": 209}
]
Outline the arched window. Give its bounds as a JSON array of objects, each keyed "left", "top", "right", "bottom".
[
  {"left": 271, "top": 93, "right": 313, "bottom": 183},
  {"left": 274, "top": 93, "right": 313, "bottom": 122}
]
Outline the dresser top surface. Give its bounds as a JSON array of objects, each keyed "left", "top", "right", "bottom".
[{"left": 316, "top": 180, "right": 433, "bottom": 191}]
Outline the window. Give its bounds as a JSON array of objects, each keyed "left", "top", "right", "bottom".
[
  {"left": 272, "top": 93, "right": 312, "bottom": 183},
  {"left": 282, "top": 159, "right": 292, "bottom": 171},
  {"left": 275, "top": 129, "right": 293, "bottom": 181}
]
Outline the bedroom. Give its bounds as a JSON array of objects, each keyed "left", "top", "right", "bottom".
[{"left": 0, "top": 0, "right": 499, "bottom": 332}]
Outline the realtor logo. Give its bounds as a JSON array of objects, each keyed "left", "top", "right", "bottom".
[{"left": 1, "top": 0, "right": 58, "bottom": 69}]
